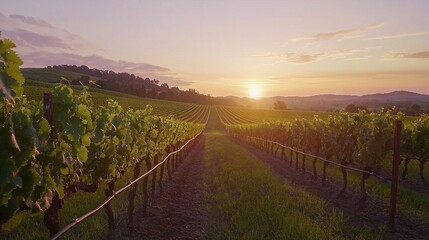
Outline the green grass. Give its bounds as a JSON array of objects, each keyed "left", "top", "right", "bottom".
[
  {"left": 23, "top": 82, "right": 209, "bottom": 122},
  {"left": 203, "top": 109, "right": 378, "bottom": 240},
  {"left": 275, "top": 148, "right": 429, "bottom": 225}
]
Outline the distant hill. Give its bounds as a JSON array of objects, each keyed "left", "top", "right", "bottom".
[
  {"left": 359, "top": 91, "right": 429, "bottom": 102},
  {"left": 227, "top": 91, "right": 429, "bottom": 112},
  {"left": 21, "top": 66, "right": 236, "bottom": 106}
]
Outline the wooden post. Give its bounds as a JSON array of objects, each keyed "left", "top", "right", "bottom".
[
  {"left": 389, "top": 120, "right": 402, "bottom": 229},
  {"left": 42, "top": 92, "right": 60, "bottom": 237},
  {"left": 43, "top": 93, "right": 53, "bottom": 125},
  {"left": 105, "top": 180, "right": 116, "bottom": 238},
  {"left": 166, "top": 146, "right": 172, "bottom": 180}
]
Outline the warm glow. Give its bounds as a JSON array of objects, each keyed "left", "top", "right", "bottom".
[
  {"left": 249, "top": 86, "right": 261, "bottom": 99},
  {"left": 2, "top": 1, "right": 428, "bottom": 97}
]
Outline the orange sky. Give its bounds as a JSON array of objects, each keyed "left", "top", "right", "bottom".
[{"left": 1, "top": 0, "right": 428, "bottom": 97}]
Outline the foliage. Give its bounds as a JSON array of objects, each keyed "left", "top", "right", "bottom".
[
  {"left": 344, "top": 104, "right": 367, "bottom": 113},
  {"left": 273, "top": 100, "right": 287, "bottom": 110},
  {"left": 402, "top": 115, "right": 429, "bottom": 161},
  {"left": 221, "top": 109, "right": 408, "bottom": 171},
  {"left": 0, "top": 38, "right": 205, "bottom": 227}
]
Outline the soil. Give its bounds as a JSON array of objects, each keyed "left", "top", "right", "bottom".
[
  {"left": 115, "top": 135, "right": 208, "bottom": 240},
  {"left": 229, "top": 136, "right": 429, "bottom": 240}
]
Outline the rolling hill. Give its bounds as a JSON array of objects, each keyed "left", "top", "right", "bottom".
[{"left": 227, "top": 91, "right": 429, "bottom": 111}]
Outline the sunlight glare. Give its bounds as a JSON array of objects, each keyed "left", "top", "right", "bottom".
[{"left": 249, "top": 86, "right": 261, "bottom": 99}]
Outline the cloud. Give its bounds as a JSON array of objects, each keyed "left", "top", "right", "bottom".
[
  {"left": 253, "top": 49, "right": 368, "bottom": 64},
  {"left": 0, "top": 12, "right": 99, "bottom": 53},
  {"left": 0, "top": 12, "right": 9, "bottom": 22},
  {"left": 293, "top": 69, "right": 429, "bottom": 78},
  {"left": 21, "top": 51, "right": 193, "bottom": 86},
  {"left": 291, "top": 23, "right": 384, "bottom": 41},
  {"left": 365, "top": 31, "right": 429, "bottom": 40},
  {"left": 344, "top": 56, "right": 372, "bottom": 61},
  {"left": 253, "top": 52, "right": 324, "bottom": 63},
  {"left": 9, "top": 14, "right": 53, "bottom": 28},
  {"left": 387, "top": 51, "right": 429, "bottom": 59},
  {"left": 3, "top": 28, "right": 73, "bottom": 50},
  {"left": 1, "top": 12, "right": 191, "bottom": 86}
]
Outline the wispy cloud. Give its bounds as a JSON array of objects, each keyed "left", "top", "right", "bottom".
[
  {"left": 344, "top": 56, "right": 372, "bottom": 61},
  {"left": 21, "top": 52, "right": 193, "bottom": 86},
  {"left": 253, "top": 49, "right": 369, "bottom": 64},
  {"left": 387, "top": 51, "right": 429, "bottom": 59},
  {"left": 9, "top": 14, "right": 54, "bottom": 28},
  {"left": 291, "top": 23, "right": 384, "bottom": 41},
  {"left": 0, "top": 12, "right": 17, "bottom": 26},
  {"left": 0, "top": 12, "right": 190, "bottom": 87},
  {"left": 365, "top": 31, "right": 429, "bottom": 40},
  {"left": 253, "top": 52, "right": 324, "bottom": 63},
  {"left": 3, "top": 28, "right": 73, "bottom": 50},
  {"left": 1, "top": 12, "right": 97, "bottom": 53}
]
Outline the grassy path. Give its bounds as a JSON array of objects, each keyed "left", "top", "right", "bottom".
[{"left": 203, "top": 108, "right": 373, "bottom": 240}]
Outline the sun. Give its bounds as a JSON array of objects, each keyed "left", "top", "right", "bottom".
[{"left": 249, "top": 86, "right": 261, "bottom": 99}]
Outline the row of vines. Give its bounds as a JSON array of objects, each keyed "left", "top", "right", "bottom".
[
  {"left": 0, "top": 39, "right": 205, "bottom": 237},
  {"left": 217, "top": 107, "right": 429, "bottom": 202}
]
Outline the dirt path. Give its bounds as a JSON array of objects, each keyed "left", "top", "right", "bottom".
[
  {"left": 229, "top": 135, "right": 429, "bottom": 240},
  {"left": 115, "top": 135, "right": 208, "bottom": 240}
]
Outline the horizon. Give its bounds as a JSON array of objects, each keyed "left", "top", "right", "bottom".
[
  {"left": 228, "top": 90, "right": 429, "bottom": 99},
  {"left": 1, "top": 0, "right": 429, "bottom": 97}
]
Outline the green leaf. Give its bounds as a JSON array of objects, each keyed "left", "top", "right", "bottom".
[
  {"left": 0, "top": 38, "right": 17, "bottom": 51},
  {"left": 53, "top": 184, "right": 65, "bottom": 199},
  {"left": 36, "top": 118, "right": 51, "bottom": 137},
  {"left": 77, "top": 104, "right": 91, "bottom": 122},
  {"left": 77, "top": 146, "right": 88, "bottom": 163},
  {"left": 60, "top": 168, "right": 69, "bottom": 175},
  {"left": 19, "top": 167, "right": 41, "bottom": 199},
  {"left": 81, "top": 134, "right": 91, "bottom": 147},
  {"left": 60, "top": 141, "right": 71, "bottom": 152},
  {"left": 113, "top": 136, "right": 119, "bottom": 145},
  {"left": 68, "top": 116, "right": 85, "bottom": 142}
]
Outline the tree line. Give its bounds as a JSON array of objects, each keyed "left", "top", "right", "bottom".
[{"left": 47, "top": 65, "right": 236, "bottom": 106}]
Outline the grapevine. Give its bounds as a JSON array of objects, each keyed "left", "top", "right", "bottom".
[
  {"left": 218, "top": 106, "right": 429, "bottom": 201},
  {"left": 0, "top": 38, "right": 205, "bottom": 236}
]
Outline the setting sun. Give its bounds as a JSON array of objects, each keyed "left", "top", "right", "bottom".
[{"left": 249, "top": 86, "right": 261, "bottom": 99}]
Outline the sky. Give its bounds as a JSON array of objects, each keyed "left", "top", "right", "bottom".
[{"left": 1, "top": 0, "right": 428, "bottom": 97}]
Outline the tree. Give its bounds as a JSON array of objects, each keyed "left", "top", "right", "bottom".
[
  {"left": 152, "top": 79, "right": 159, "bottom": 85},
  {"left": 407, "top": 104, "right": 421, "bottom": 116},
  {"left": 344, "top": 104, "right": 368, "bottom": 113},
  {"left": 273, "top": 100, "right": 287, "bottom": 110},
  {"left": 345, "top": 104, "right": 358, "bottom": 113},
  {"left": 71, "top": 75, "right": 90, "bottom": 85}
]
